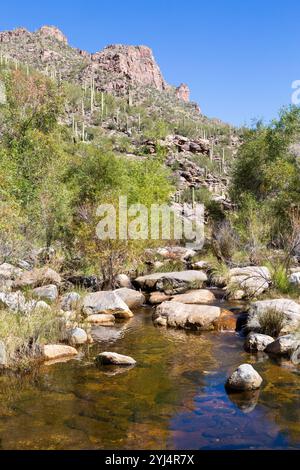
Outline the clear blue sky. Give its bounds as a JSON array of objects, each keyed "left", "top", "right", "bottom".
[{"left": 1, "top": 0, "right": 300, "bottom": 126}]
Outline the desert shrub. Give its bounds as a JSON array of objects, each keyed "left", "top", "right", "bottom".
[
  {"left": 258, "top": 309, "right": 285, "bottom": 337},
  {"left": 211, "top": 220, "right": 239, "bottom": 262}
]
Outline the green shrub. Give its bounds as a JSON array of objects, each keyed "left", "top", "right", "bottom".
[{"left": 258, "top": 309, "right": 285, "bottom": 337}]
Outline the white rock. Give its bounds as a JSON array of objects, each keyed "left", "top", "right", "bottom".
[
  {"left": 170, "top": 289, "right": 215, "bottom": 304},
  {"left": 265, "top": 334, "right": 300, "bottom": 356},
  {"left": 115, "top": 274, "right": 133, "bottom": 289},
  {"left": 60, "top": 292, "right": 81, "bottom": 311},
  {"left": 244, "top": 333, "right": 274, "bottom": 352},
  {"left": 67, "top": 327, "right": 88, "bottom": 345},
  {"left": 32, "top": 284, "right": 58, "bottom": 302},
  {"left": 227, "top": 266, "right": 270, "bottom": 298},
  {"left": 82, "top": 291, "right": 133, "bottom": 318},
  {"left": 226, "top": 364, "right": 263, "bottom": 391}
]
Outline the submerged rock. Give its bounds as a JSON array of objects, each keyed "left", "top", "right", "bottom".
[
  {"left": 135, "top": 270, "right": 207, "bottom": 294},
  {"left": 32, "top": 284, "right": 58, "bottom": 302},
  {"left": 82, "top": 291, "right": 133, "bottom": 318},
  {"left": 244, "top": 333, "right": 274, "bottom": 352},
  {"left": 265, "top": 334, "right": 300, "bottom": 356},
  {"left": 43, "top": 344, "right": 78, "bottom": 360},
  {"left": 248, "top": 299, "right": 300, "bottom": 334},
  {"left": 154, "top": 301, "right": 221, "bottom": 330},
  {"left": 226, "top": 364, "right": 263, "bottom": 391},
  {"left": 95, "top": 352, "right": 136, "bottom": 366},
  {"left": 114, "top": 288, "right": 145, "bottom": 309}
]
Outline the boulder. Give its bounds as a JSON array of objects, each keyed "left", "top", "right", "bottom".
[
  {"left": 67, "top": 328, "right": 88, "bottom": 345},
  {"left": 0, "top": 341, "right": 7, "bottom": 367},
  {"left": 247, "top": 299, "right": 300, "bottom": 334},
  {"left": 154, "top": 301, "right": 221, "bottom": 330},
  {"left": 14, "top": 267, "right": 61, "bottom": 289},
  {"left": 0, "top": 291, "right": 29, "bottom": 313},
  {"left": 265, "top": 334, "right": 300, "bottom": 356},
  {"left": 244, "top": 333, "right": 274, "bottom": 352},
  {"left": 60, "top": 292, "right": 81, "bottom": 311},
  {"left": 32, "top": 284, "right": 58, "bottom": 302},
  {"left": 95, "top": 352, "right": 136, "bottom": 366},
  {"left": 227, "top": 266, "right": 270, "bottom": 298},
  {"left": 35, "top": 300, "right": 51, "bottom": 311},
  {"left": 82, "top": 291, "right": 133, "bottom": 318},
  {"left": 114, "top": 288, "right": 145, "bottom": 309},
  {"left": 156, "top": 246, "right": 196, "bottom": 261},
  {"left": 226, "top": 364, "right": 263, "bottom": 391},
  {"left": 115, "top": 274, "right": 133, "bottom": 289},
  {"left": 149, "top": 292, "right": 171, "bottom": 305},
  {"left": 0, "top": 263, "right": 23, "bottom": 280},
  {"left": 86, "top": 314, "right": 115, "bottom": 325},
  {"left": 43, "top": 344, "right": 78, "bottom": 360},
  {"left": 135, "top": 270, "right": 207, "bottom": 294},
  {"left": 170, "top": 289, "right": 215, "bottom": 304}
]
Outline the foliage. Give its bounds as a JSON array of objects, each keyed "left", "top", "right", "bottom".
[{"left": 258, "top": 309, "right": 285, "bottom": 338}]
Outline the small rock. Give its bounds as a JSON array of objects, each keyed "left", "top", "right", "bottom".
[
  {"left": 32, "top": 284, "right": 58, "bottom": 302},
  {"left": 60, "top": 292, "right": 81, "bottom": 311},
  {"left": 265, "top": 334, "right": 300, "bottom": 356},
  {"left": 86, "top": 314, "right": 115, "bottom": 325},
  {"left": 115, "top": 274, "right": 133, "bottom": 289},
  {"left": 96, "top": 352, "right": 136, "bottom": 366},
  {"left": 67, "top": 328, "right": 88, "bottom": 345},
  {"left": 43, "top": 344, "right": 78, "bottom": 360},
  {"left": 226, "top": 364, "right": 263, "bottom": 391},
  {"left": 291, "top": 346, "right": 300, "bottom": 365},
  {"left": 149, "top": 292, "right": 171, "bottom": 305},
  {"left": 244, "top": 333, "right": 274, "bottom": 352},
  {"left": 35, "top": 300, "right": 51, "bottom": 311}
]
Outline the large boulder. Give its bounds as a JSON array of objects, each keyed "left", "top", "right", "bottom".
[
  {"left": 170, "top": 289, "right": 215, "bottom": 304},
  {"left": 114, "top": 288, "right": 145, "bottom": 309},
  {"left": 226, "top": 364, "right": 263, "bottom": 391},
  {"left": 43, "top": 344, "right": 78, "bottom": 361},
  {"left": 154, "top": 301, "right": 221, "bottom": 330},
  {"left": 244, "top": 332, "right": 274, "bottom": 352},
  {"left": 82, "top": 291, "right": 133, "bottom": 319},
  {"left": 60, "top": 292, "right": 81, "bottom": 311},
  {"left": 14, "top": 267, "right": 61, "bottom": 289},
  {"left": 247, "top": 299, "right": 300, "bottom": 334},
  {"left": 227, "top": 266, "right": 270, "bottom": 299},
  {"left": 32, "top": 284, "right": 58, "bottom": 302},
  {"left": 95, "top": 352, "right": 136, "bottom": 366},
  {"left": 135, "top": 270, "right": 207, "bottom": 294},
  {"left": 265, "top": 334, "right": 300, "bottom": 356}
]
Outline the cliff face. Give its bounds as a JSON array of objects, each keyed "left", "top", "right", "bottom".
[{"left": 0, "top": 26, "right": 196, "bottom": 106}]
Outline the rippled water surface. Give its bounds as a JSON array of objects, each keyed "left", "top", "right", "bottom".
[{"left": 0, "top": 306, "right": 300, "bottom": 450}]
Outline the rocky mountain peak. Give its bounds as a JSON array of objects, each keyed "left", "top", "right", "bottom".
[{"left": 37, "top": 25, "right": 68, "bottom": 44}]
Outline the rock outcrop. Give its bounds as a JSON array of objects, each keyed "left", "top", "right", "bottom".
[{"left": 176, "top": 83, "right": 190, "bottom": 102}]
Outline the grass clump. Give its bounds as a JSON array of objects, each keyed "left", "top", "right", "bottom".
[
  {"left": 0, "top": 307, "right": 66, "bottom": 371},
  {"left": 258, "top": 309, "right": 285, "bottom": 337}
]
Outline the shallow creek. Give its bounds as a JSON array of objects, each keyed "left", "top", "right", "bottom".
[{"left": 0, "top": 300, "right": 300, "bottom": 450}]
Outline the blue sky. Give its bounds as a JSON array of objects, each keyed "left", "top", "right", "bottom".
[{"left": 1, "top": 0, "right": 299, "bottom": 126}]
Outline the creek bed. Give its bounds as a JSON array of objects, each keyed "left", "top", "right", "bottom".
[{"left": 0, "top": 306, "right": 299, "bottom": 449}]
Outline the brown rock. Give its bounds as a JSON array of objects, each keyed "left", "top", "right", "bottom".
[
  {"left": 14, "top": 267, "right": 61, "bottom": 288},
  {"left": 176, "top": 83, "right": 190, "bottom": 102},
  {"left": 43, "top": 344, "right": 78, "bottom": 361},
  {"left": 170, "top": 289, "right": 216, "bottom": 304}
]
